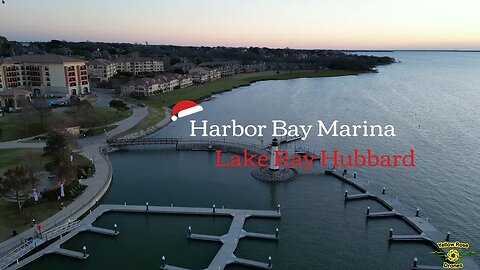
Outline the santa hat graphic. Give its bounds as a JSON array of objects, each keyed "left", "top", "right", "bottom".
[{"left": 171, "top": 100, "right": 203, "bottom": 121}]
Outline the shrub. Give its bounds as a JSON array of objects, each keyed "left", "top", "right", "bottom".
[
  {"left": 109, "top": 99, "right": 128, "bottom": 111},
  {"left": 40, "top": 180, "right": 85, "bottom": 201}
]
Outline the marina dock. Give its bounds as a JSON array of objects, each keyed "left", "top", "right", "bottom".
[
  {"left": 5, "top": 204, "right": 280, "bottom": 270},
  {"left": 326, "top": 169, "right": 480, "bottom": 270}
]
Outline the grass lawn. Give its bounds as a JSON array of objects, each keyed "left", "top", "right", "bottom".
[
  {"left": 143, "top": 70, "right": 358, "bottom": 108},
  {"left": 113, "top": 106, "right": 164, "bottom": 139},
  {"left": 117, "top": 70, "right": 358, "bottom": 137},
  {"left": 0, "top": 150, "right": 87, "bottom": 241},
  {"left": 84, "top": 94, "right": 99, "bottom": 103},
  {"left": 0, "top": 107, "right": 132, "bottom": 142},
  {"left": 0, "top": 200, "right": 70, "bottom": 241},
  {"left": 0, "top": 148, "right": 47, "bottom": 175}
]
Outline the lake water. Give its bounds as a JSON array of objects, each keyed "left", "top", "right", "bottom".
[{"left": 23, "top": 52, "right": 480, "bottom": 269}]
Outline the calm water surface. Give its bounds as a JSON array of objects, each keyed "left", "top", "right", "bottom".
[{"left": 24, "top": 52, "right": 480, "bottom": 269}]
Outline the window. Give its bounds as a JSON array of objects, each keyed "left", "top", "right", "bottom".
[
  {"left": 47, "top": 82, "right": 51, "bottom": 86},
  {"left": 70, "top": 83, "right": 77, "bottom": 87}
]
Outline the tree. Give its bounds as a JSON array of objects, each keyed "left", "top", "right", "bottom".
[
  {"left": 19, "top": 98, "right": 36, "bottom": 137},
  {"left": 32, "top": 96, "right": 51, "bottom": 130},
  {"left": 0, "top": 166, "right": 39, "bottom": 213},
  {"left": 44, "top": 131, "right": 77, "bottom": 184},
  {"left": 44, "top": 130, "right": 71, "bottom": 157},
  {"left": 65, "top": 98, "right": 95, "bottom": 126},
  {"left": 22, "top": 152, "right": 43, "bottom": 175},
  {"left": 170, "top": 57, "right": 180, "bottom": 66},
  {"left": 109, "top": 99, "right": 128, "bottom": 112},
  {"left": 65, "top": 98, "right": 81, "bottom": 125}
]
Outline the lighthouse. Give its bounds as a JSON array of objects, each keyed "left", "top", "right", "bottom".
[{"left": 269, "top": 138, "right": 279, "bottom": 171}]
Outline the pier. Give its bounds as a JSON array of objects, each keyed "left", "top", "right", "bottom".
[
  {"left": 326, "top": 169, "right": 480, "bottom": 270},
  {"left": 108, "top": 138, "right": 268, "bottom": 156},
  {"left": 4, "top": 204, "right": 281, "bottom": 270}
]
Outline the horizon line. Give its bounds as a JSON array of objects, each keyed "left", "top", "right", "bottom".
[{"left": 7, "top": 37, "right": 480, "bottom": 52}]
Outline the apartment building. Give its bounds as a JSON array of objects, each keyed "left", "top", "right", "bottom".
[
  {"left": 178, "top": 75, "right": 194, "bottom": 88},
  {"left": 0, "top": 54, "right": 90, "bottom": 97},
  {"left": 88, "top": 59, "right": 118, "bottom": 81},
  {"left": 121, "top": 73, "right": 192, "bottom": 97},
  {"left": 200, "top": 61, "right": 240, "bottom": 76},
  {"left": 189, "top": 67, "right": 220, "bottom": 83},
  {"left": 116, "top": 56, "right": 164, "bottom": 75}
]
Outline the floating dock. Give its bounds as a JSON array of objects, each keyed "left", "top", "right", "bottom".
[
  {"left": 326, "top": 169, "right": 479, "bottom": 270},
  {"left": 6, "top": 204, "right": 280, "bottom": 270}
]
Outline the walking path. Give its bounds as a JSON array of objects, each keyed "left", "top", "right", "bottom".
[
  {"left": 5, "top": 204, "right": 280, "bottom": 270},
  {"left": 0, "top": 105, "right": 148, "bottom": 257}
]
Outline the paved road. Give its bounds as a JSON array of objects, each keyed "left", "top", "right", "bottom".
[
  {"left": 90, "top": 89, "right": 114, "bottom": 107},
  {"left": 0, "top": 106, "right": 148, "bottom": 257}
]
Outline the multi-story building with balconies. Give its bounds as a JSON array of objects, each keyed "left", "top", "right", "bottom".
[
  {"left": 0, "top": 54, "right": 90, "bottom": 97},
  {"left": 115, "top": 56, "right": 164, "bottom": 75},
  {"left": 88, "top": 59, "right": 118, "bottom": 82}
]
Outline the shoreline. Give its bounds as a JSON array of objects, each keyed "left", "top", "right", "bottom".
[
  {"left": 0, "top": 70, "right": 363, "bottom": 260},
  {"left": 186, "top": 70, "right": 363, "bottom": 105},
  {"left": 119, "top": 70, "right": 363, "bottom": 139},
  {"left": 0, "top": 107, "right": 148, "bottom": 257}
]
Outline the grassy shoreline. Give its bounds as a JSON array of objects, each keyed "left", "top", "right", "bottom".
[{"left": 119, "top": 70, "right": 360, "bottom": 137}]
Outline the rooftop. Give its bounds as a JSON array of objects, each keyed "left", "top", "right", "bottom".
[
  {"left": 88, "top": 58, "right": 114, "bottom": 66},
  {"left": 2, "top": 54, "right": 86, "bottom": 64},
  {"left": 115, "top": 56, "right": 162, "bottom": 63},
  {"left": 0, "top": 87, "right": 32, "bottom": 97}
]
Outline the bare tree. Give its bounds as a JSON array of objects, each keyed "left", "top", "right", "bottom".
[
  {"left": 19, "top": 98, "right": 36, "bottom": 137},
  {"left": 0, "top": 166, "right": 39, "bottom": 213},
  {"left": 32, "top": 96, "right": 51, "bottom": 130}
]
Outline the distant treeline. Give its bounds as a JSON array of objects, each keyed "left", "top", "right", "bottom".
[{"left": 0, "top": 37, "right": 395, "bottom": 71}]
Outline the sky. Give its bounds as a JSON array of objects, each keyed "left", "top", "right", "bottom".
[{"left": 1, "top": 0, "right": 480, "bottom": 50}]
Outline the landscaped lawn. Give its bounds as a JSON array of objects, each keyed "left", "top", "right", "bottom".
[
  {"left": 0, "top": 148, "right": 46, "bottom": 175},
  {"left": 0, "top": 107, "right": 132, "bottom": 142},
  {"left": 0, "top": 200, "right": 71, "bottom": 241},
  {"left": 0, "top": 149, "right": 91, "bottom": 241}
]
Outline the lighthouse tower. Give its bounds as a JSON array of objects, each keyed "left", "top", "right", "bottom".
[{"left": 269, "top": 138, "right": 279, "bottom": 171}]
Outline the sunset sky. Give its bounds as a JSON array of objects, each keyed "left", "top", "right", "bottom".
[{"left": 1, "top": 0, "right": 480, "bottom": 50}]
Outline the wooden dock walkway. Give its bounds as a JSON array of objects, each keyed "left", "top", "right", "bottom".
[
  {"left": 326, "top": 169, "right": 479, "bottom": 270},
  {"left": 182, "top": 213, "right": 276, "bottom": 270},
  {"left": 6, "top": 204, "right": 280, "bottom": 270},
  {"left": 49, "top": 247, "right": 88, "bottom": 259}
]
